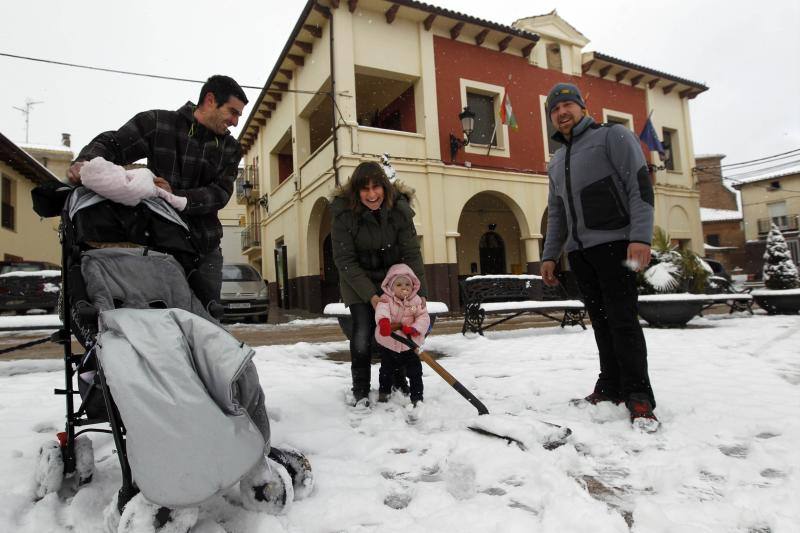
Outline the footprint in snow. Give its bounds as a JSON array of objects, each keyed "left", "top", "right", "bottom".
[
  {"left": 755, "top": 431, "right": 780, "bottom": 439},
  {"left": 444, "top": 461, "right": 476, "bottom": 500},
  {"left": 33, "top": 422, "right": 57, "bottom": 434},
  {"left": 718, "top": 444, "right": 749, "bottom": 458},
  {"left": 384, "top": 492, "right": 412, "bottom": 509}
]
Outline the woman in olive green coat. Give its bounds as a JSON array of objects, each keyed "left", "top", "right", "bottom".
[{"left": 331, "top": 161, "right": 427, "bottom": 405}]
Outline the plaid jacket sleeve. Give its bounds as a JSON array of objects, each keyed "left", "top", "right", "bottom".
[
  {"left": 75, "top": 111, "right": 157, "bottom": 166},
  {"left": 175, "top": 140, "right": 242, "bottom": 216}
]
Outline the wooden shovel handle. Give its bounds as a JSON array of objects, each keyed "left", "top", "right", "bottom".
[
  {"left": 389, "top": 332, "right": 489, "bottom": 415},
  {"left": 418, "top": 351, "right": 456, "bottom": 386}
]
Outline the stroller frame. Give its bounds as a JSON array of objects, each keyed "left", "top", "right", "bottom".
[{"left": 53, "top": 223, "right": 140, "bottom": 513}]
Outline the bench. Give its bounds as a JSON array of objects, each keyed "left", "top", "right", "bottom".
[
  {"left": 323, "top": 301, "right": 449, "bottom": 340},
  {"left": 702, "top": 276, "right": 753, "bottom": 314},
  {"left": 460, "top": 275, "right": 586, "bottom": 336}
]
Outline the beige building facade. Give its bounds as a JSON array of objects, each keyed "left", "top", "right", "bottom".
[
  {"left": 20, "top": 133, "right": 74, "bottom": 182},
  {"left": 236, "top": 1, "right": 708, "bottom": 312},
  {"left": 218, "top": 171, "right": 249, "bottom": 266},
  {"left": 0, "top": 132, "right": 64, "bottom": 264},
  {"left": 733, "top": 169, "right": 800, "bottom": 276}
]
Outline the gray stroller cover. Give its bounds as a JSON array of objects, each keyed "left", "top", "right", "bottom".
[{"left": 82, "top": 248, "right": 268, "bottom": 507}]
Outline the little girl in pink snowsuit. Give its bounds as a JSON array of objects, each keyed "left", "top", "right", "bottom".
[{"left": 374, "top": 263, "right": 431, "bottom": 405}]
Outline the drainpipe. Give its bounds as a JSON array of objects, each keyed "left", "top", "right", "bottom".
[{"left": 329, "top": 10, "right": 339, "bottom": 187}]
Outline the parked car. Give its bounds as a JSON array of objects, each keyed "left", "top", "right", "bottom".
[
  {"left": 220, "top": 263, "right": 269, "bottom": 323},
  {"left": 0, "top": 261, "right": 62, "bottom": 314},
  {"left": 702, "top": 258, "right": 731, "bottom": 282}
]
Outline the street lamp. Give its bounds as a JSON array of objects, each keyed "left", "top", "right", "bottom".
[
  {"left": 449, "top": 106, "right": 476, "bottom": 162},
  {"left": 242, "top": 180, "right": 254, "bottom": 202}
]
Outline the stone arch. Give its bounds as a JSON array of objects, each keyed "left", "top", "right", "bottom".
[
  {"left": 668, "top": 205, "right": 691, "bottom": 238},
  {"left": 455, "top": 191, "right": 533, "bottom": 275},
  {"left": 306, "top": 197, "right": 331, "bottom": 276},
  {"left": 305, "top": 196, "right": 337, "bottom": 311}
]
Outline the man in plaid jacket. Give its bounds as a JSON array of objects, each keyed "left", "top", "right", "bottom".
[{"left": 68, "top": 75, "right": 247, "bottom": 309}]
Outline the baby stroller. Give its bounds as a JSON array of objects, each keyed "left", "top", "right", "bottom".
[{"left": 30, "top": 184, "right": 313, "bottom": 530}]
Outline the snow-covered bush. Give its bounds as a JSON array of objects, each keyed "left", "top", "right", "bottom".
[
  {"left": 638, "top": 226, "right": 711, "bottom": 294},
  {"left": 762, "top": 223, "right": 799, "bottom": 290}
]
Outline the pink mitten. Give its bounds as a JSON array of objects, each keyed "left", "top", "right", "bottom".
[{"left": 155, "top": 186, "right": 188, "bottom": 212}]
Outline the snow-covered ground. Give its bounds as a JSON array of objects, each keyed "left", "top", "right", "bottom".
[{"left": 1, "top": 312, "right": 798, "bottom": 532}]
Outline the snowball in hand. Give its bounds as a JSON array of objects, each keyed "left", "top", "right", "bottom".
[{"left": 623, "top": 258, "right": 641, "bottom": 271}]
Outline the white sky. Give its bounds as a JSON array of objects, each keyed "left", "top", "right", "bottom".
[{"left": 1, "top": 0, "right": 798, "bottom": 170}]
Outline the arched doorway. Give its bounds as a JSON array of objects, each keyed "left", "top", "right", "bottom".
[
  {"left": 456, "top": 192, "right": 528, "bottom": 277},
  {"left": 479, "top": 231, "right": 506, "bottom": 274},
  {"left": 320, "top": 233, "right": 339, "bottom": 305},
  {"left": 306, "top": 197, "right": 338, "bottom": 313}
]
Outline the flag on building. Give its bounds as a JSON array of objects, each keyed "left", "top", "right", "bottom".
[
  {"left": 500, "top": 89, "right": 518, "bottom": 130},
  {"left": 639, "top": 113, "right": 665, "bottom": 158}
]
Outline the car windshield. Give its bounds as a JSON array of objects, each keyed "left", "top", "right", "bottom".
[{"left": 222, "top": 265, "right": 262, "bottom": 282}]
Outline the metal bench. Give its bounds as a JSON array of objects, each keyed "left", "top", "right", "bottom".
[
  {"left": 703, "top": 276, "right": 754, "bottom": 314},
  {"left": 460, "top": 275, "right": 586, "bottom": 336},
  {"left": 323, "top": 301, "right": 449, "bottom": 340}
]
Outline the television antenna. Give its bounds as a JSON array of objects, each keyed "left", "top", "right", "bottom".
[{"left": 12, "top": 99, "right": 44, "bottom": 144}]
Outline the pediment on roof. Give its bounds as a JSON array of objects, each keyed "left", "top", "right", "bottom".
[{"left": 512, "top": 10, "right": 589, "bottom": 47}]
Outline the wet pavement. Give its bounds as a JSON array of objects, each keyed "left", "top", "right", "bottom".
[{"left": 0, "top": 305, "right": 737, "bottom": 361}]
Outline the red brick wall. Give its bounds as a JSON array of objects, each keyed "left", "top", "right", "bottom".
[
  {"left": 696, "top": 155, "right": 737, "bottom": 210},
  {"left": 433, "top": 36, "right": 651, "bottom": 173},
  {"left": 703, "top": 219, "right": 747, "bottom": 271}
]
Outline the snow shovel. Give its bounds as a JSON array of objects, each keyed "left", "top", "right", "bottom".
[{"left": 390, "top": 333, "right": 571, "bottom": 450}]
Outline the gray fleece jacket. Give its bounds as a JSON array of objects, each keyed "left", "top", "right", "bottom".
[{"left": 542, "top": 116, "right": 654, "bottom": 262}]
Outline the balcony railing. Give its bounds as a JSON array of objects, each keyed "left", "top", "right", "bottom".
[
  {"left": 757, "top": 215, "right": 799, "bottom": 235},
  {"left": 235, "top": 165, "right": 260, "bottom": 203},
  {"left": 240, "top": 223, "right": 261, "bottom": 251}
]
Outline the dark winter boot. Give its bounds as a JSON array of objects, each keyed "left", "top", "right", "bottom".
[
  {"left": 570, "top": 387, "right": 623, "bottom": 406},
  {"left": 392, "top": 367, "right": 410, "bottom": 395},
  {"left": 583, "top": 390, "right": 623, "bottom": 405},
  {"left": 378, "top": 390, "right": 391, "bottom": 403},
  {"left": 240, "top": 456, "right": 294, "bottom": 514},
  {"left": 626, "top": 393, "right": 659, "bottom": 433},
  {"left": 351, "top": 367, "right": 371, "bottom": 406},
  {"left": 268, "top": 446, "right": 314, "bottom": 500},
  {"left": 410, "top": 392, "right": 423, "bottom": 407}
]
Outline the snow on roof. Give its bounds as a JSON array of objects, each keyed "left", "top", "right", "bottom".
[
  {"left": 700, "top": 207, "right": 742, "bottom": 222},
  {"left": 727, "top": 163, "right": 800, "bottom": 188},
  {"left": 695, "top": 154, "right": 726, "bottom": 160},
  {"left": 18, "top": 143, "right": 74, "bottom": 154}
]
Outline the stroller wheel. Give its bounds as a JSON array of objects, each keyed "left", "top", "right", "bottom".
[
  {"left": 240, "top": 455, "right": 294, "bottom": 515},
  {"left": 117, "top": 493, "right": 198, "bottom": 533},
  {"left": 74, "top": 435, "right": 95, "bottom": 485},
  {"left": 33, "top": 440, "right": 64, "bottom": 499},
  {"left": 268, "top": 446, "right": 314, "bottom": 500}
]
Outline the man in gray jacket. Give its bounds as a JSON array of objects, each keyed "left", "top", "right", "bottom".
[{"left": 540, "top": 83, "right": 658, "bottom": 431}]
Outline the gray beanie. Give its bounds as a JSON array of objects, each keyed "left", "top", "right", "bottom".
[{"left": 545, "top": 83, "right": 586, "bottom": 115}]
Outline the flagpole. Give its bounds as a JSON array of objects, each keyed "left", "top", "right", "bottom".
[{"left": 486, "top": 124, "right": 497, "bottom": 156}]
